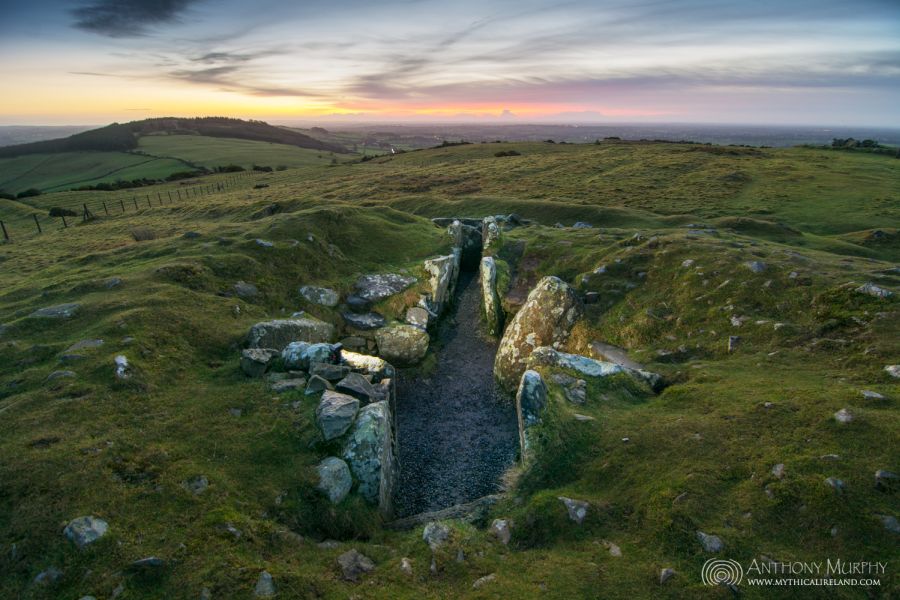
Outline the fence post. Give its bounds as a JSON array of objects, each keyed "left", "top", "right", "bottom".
[
  {"left": 168, "top": 191, "right": 173, "bottom": 202},
  {"left": 62, "top": 215, "right": 68, "bottom": 228},
  {"left": 102, "top": 201, "right": 109, "bottom": 216},
  {"left": 146, "top": 195, "right": 151, "bottom": 208},
  {"left": 177, "top": 189, "right": 182, "bottom": 201},
  {"left": 83, "top": 203, "right": 92, "bottom": 221},
  {"left": 33, "top": 214, "right": 42, "bottom": 233},
  {"left": 0, "top": 220, "right": 8, "bottom": 241},
  {"left": 120, "top": 198, "right": 125, "bottom": 212},
  {"left": 133, "top": 197, "right": 138, "bottom": 210}
]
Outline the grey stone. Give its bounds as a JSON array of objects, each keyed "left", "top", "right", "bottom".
[
  {"left": 254, "top": 239, "right": 274, "bottom": 248},
  {"left": 825, "top": 477, "right": 846, "bottom": 492},
  {"left": 406, "top": 307, "right": 430, "bottom": 329},
  {"left": 875, "top": 469, "right": 899, "bottom": 491},
  {"left": 282, "top": 342, "right": 339, "bottom": 370},
  {"left": 885, "top": 365, "right": 900, "bottom": 379},
  {"left": 696, "top": 531, "right": 724, "bottom": 552},
  {"left": 233, "top": 281, "right": 258, "bottom": 298},
  {"left": 345, "top": 295, "right": 372, "bottom": 313},
  {"left": 880, "top": 515, "right": 900, "bottom": 534},
  {"left": 834, "top": 408, "right": 853, "bottom": 424},
  {"left": 247, "top": 318, "right": 335, "bottom": 350},
  {"left": 423, "top": 522, "right": 450, "bottom": 550},
  {"left": 342, "top": 401, "right": 394, "bottom": 512},
  {"left": 423, "top": 253, "right": 460, "bottom": 316},
  {"left": 660, "top": 568, "right": 676, "bottom": 584},
  {"left": 528, "top": 347, "right": 661, "bottom": 391},
  {"left": 744, "top": 261, "right": 767, "bottom": 273},
  {"left": 128, "top": 557, "right": 166, "bottom": 574},
  {"left": 105, "top": 277, "right": 123, "bottom": 288},
  {"left": 494, "top": 276, "right": 583, "bottom": 390},
  {"left": 590, "top": 342, "right": 645, "bottom": 371},
  {"left": 30, "top": 303, "right": 80, "bottom": 319},
  {"left": 336, "top": 372, "right": 377, "bottom": 403},
  {"left": 490, "top": 519, "right": 511, "bottom": 545},
  {"left": 310, "top": 361, "right": 351, "bottom": 382},
  {"left": 64, "top": 516, "right": 109, "bottom": 548},
  {"left": 572, "top": 221, "right": 593, "bottom": 229},
  {"left": 564, "top": 379, "right": 587, "bottom": 404},
  {"left": 728, "top": 335, "right": 741, "bottom": 352},
  {"left": 558, "top": 496, "right": 589, "bottom": 524},
  {"left": 516, "top": 370, "right": 547, "bottom": 429},
  {"left": 254, "top": 571, "right": 275, "bottom": 597},
  {"left": 316, "top": 391, "right": 360, "bottom": 441},
  {"left": 66, "top": 339, "right": 104, "bottom": 353},
  {"left": 337, "top": 549, "right": 375, "bottom": 582},
  {"left": 183, "top": 475, "right": 209, "bottom": 495},
  {"left": 271, "top": 378, "right": 306, "bottom": 393},
  {"left": 375, "top": 324, "right": 429, "bottom": 366},
  {"left": 480, "top": 256, "right": 503, "bottom": 336},
  {"left": 241, "top": 348, "right": 279, "bottom": 377},
  {"left": 771, "top": 463, "right": 785, "bottom": 479},
  {"left": 354, "top": 273, "right": 417, "bottom": 303},
  {"left": 33, "top": 566, "right": 63, "bottom": 585},
  {"left": 305, "top": 374, "right": 333, "bottom": 395},
  {"left": 482, "top": 216, "right": 501, "bottom": 250},
  {"left": 341, "top": 350, "right": 395, "bottom": 382},
  {"left": 317, "top": 457, "right": 352, "bottom": 504},
  {"left": 46, "top": 370, "right": 76, "bottom": 381},
  {"left": 342, "top": 312, "right": 386, "bottom": 330},
  {"left": 472, "top": 574, "right": 496, "bottom": 589},
  {"left": 861, "top": 390, "right": 885, "bottom": 400},
  {"left": 856, "top": 282, "right": 893, "bottom": 298},
  {"left": 300, "top": 285, "right": 340, "bottom": 307}
]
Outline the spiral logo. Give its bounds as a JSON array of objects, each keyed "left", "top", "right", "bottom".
[{"left": 701, "top": 559, "right": 744, "bottom": 586}]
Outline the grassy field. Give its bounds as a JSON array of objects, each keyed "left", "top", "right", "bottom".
[
  {"left": 0, "top": 141, "right": 897, "bottom": 599},
  {"left": 138, "top": 134, "right": 348, "bottom": 169}
]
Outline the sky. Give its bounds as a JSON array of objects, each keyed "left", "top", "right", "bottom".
[{"left": 0, "top": 0, "right": 898, "bottom": 126}]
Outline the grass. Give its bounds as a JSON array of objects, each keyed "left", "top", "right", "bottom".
[
  {"left": 0, "top": 140, "right": 897, "bottom": 598},
  {"left": 138, "top": 134, "right": 348, "bottom": 169}
]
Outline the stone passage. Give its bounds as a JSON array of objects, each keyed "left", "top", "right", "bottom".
[{"left": 394, "top": 269, "right": 518, "bottom": 517}]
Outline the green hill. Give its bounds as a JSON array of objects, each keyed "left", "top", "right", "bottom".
[{"left": 0, "top": 140, "right": 897, "bottom": 599}]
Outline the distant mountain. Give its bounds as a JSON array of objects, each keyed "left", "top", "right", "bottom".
[
  {"left": 0, "top": 125, "right": 96, "bottom": 147},
  {"left": 0, "top": 117, "right": 349, "bottom": 157}
]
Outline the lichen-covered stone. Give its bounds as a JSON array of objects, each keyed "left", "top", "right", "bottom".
[
  {"left": 423, "top": 252, "right": 460, "bottom": 316},
  {"left": 247, "top": 318, "right": 335, "bottom": 350},
  {"left": 354, "top": 273, "right": 417, "bottom": 302},
  {"left": 316, "top": 391, "right": 360, "bottom": 441},
  {"left": 494, "top": 276, "right": 583, "bottom": 390},
  {"left": 281, "top": 342, "right": 339, "bottom": 370},
  {"left": 516, "top": 370, "right": 547, "bottom": 461},
  {"left": 241, "top": 348, "right": 279, "bottom": 377},
  {"left": 480, "top": 256, "right": 502, "bottom": 336},
  {"left": 299, "top": 285, "right": 340, "bottom": 307},
  {"left": 375, "top": 324, "right": 429, "bottom": 366},
  {"left": 63, "top": 516, "right": 108, "bottom": 548},
  {"left": 341, "top": 350, "right": 395, "bottom": 382},
  {"left": 342, "top": 401, "right": 394, "bottom": 514},
  {"left": 317, "top": 456, "right": 353, "bottom": 504}
]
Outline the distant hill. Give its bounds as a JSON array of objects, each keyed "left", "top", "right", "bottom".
[{"left": 0, "top": 117, "right": 349, "bottom": 158}]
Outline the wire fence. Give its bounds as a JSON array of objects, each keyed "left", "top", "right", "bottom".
[{"left": 0, "top": 171, "right": 259, "bottom": 243}]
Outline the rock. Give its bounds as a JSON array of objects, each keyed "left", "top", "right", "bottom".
[
  {"left": 771, "top": 463, "right": 785, "bottom": 479},
  {"left": 482, "top": 216, "right": 501, "bottom": 251},
  {"left": 271, "top": 378, "right": 306, "bottom": 393},
  {"left": 105, "top": 276, "right": 123, "bottom": 288},
  {"left": 247, "top": 318, "right": 335, "bottom": 350},
  {"left": 254, "top": 571, "right": 275, "bottom": 597},
  {"left": 880, "top": 515, "right": 900, "bottom": 534},
  {"left": 516, "top": 370, "right": 547, "bottom": 429},
  {"left": 424, "top": 253, "right": 460, "bottom": 316},
  {"left": 400, "top": 557, "right": 413, "bottom": 575},
  {"left": 875, "top": 469, "right": 899, "bottom": 492},
  {"left": 337, "top": 549, "right": 375, "bottom": 582},
  {"left": 233, "top": 281, "right": 258, "bottom": 298},
  {"left": 46, "top": 370, "right": 76, "bottom": 381},
  {"left": 354, "top": 273, "right": 416, "bottom": 303},
  {"left": 128, "top": 556, "right": 166, "bottom": 574},
  {"left": 884, "top": 365, "right": 900, "bottom": 379},
  {"left": 682, "top": 259, "right": 695, "bottom": 267},
  {"left": 299, "top": 285, "right": 339, "bottom": 307},
  {"left": 558, "top": 497, "right": 589, "bottom": 524},
  {"left": 317, "top": 457, "right": 353, "bottom": 504},
  {"left": 696, "top": 531, "right": 724, "bottom": 552},
  {"left": 472, "top": 573, "right": 496, "bottom": 589},
  {"left": 861, "top": 390, "right": 884, "bottom": 400},
  {"left": 282, "top": 342, "right": 339, "bottom": 370},
  {"left": 342, "top": 401, "right": 394, "bottom": 512},
  {"left": 316, "top": 391, "right": 360, "bottom": 440},
  {"left": 660, "top": 568, "right": 676, "bottom": 584},
  {"left": 64, "top": 516, "right": 109, "bottom": 548},
  {"left": 480, "top": 257, "right": 503, "bottom": 336},
  {"left": 727, "top": 335, "right": 741, "bottom": 352},
  {"left": 336, "top": 372, "right": 377, "bottom": 403},
  {"left": 33, "top": 566, "right": 63, "bottom": 585},
  {"left": 183, "top": 475, "right": 209, "bottom": 495},
  {"left": 113, "top": 355, "right": 131, "bottom": 380},
  {"left": 825, "top": 477, "right": 846, "bottom": 492},
  {"left": 341, "top": 350, "right": 395, "bottom": 382},
  {"left": 342, "top": 312, "right": 386, "bottom": 330},
  {"left": 528, "top": 346, "right": 661, "bottom": 390},
  {"left": 490, "top": 519, "right": 511, "bottom": 545},
  {"left": 494, "top": 276, "right": 583, "bottom": 390},
  {"left": 744, "top": 261, "right": 767, "bottom": 273},
  {"left": 305, "top": 374, "right": 333, "bottom": 395},
  {"left": 856, "top": 282, "right": 893, "bottom": 298},
  {"left": 573, "top": 413, "right": 595, "bottom": 422},
  {"left": 834, "top": 408, "right": 854, "bottom": 424},
  {"left": 254, "top": 239, "right": 274, "bottom": 248},
  {"left": 589, "top": 341, "right": 644, "bottom": 370},
  {"left": 30, "top": 303, "right": 80, "bottom": 319},
  {"left": 423, "top": 522, "right": 450, "bottom": 550},
  {"left": 375, "top": 324, "right": 429, "bottom": 366},
  {"left": 406, "top": 307, "right": 430, "bottom": 329},
  {"left": 310, "top": 362, "right": 351, "bottom": 382},
  {"left": 241, "top": 348, "right": 279, "bottom": 377},
  {"left": 345, "top": 295, "right": 372, "bottom": 313},
  {"left": 66, "top": 339, "right": 104, "bottom": 353},
  {"left": 447, "top": 220, "right": 483, "bottom": 266},
  {"left": 603, "top": 541, "right": 622, "bottom": 557},
  {"left": 572, "top": 221, "right": 592, "bottom": 229},
  {"left": 564, "top": 379, "right": 587, "bottom": 404}
]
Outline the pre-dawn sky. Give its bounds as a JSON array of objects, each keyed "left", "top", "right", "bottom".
[{"left": 1, "top": 0, "right": 898, "bottom": 125}]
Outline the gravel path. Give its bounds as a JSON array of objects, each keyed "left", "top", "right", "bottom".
[{"left": 394, "top": 268, "right": 518, "bottom": 517}]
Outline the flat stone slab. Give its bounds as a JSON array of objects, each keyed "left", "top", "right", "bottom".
[
  {"left": 354, "top": 274, "right": 417, "bottom": 302},
  {"left": 342, "top": 312, "right": 386, "bottom": 330},
  {"left": 589, "top": 341, "right": 644, "bottom": 371}
]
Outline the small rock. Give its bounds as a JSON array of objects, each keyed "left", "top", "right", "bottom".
[
  {"left": 105, "top": 277, "right": 123, "bottom": 288},
  {"left": 573, "top": 413, "right": 595, "bottom": 422},
  {"left": 299, "top": 285, "right": 340, "bottom": 307},
  {"left": 254, "top": 239, "right": 274, "bottom": 248},
  {"left": 66, "top": 339, "right": 104, "bottom": 353},
  {"left": 472, "top": 573, "right": 497, "bottom": 589},
  {"left": 861, "top": 390, "right": 884, "bottom": 400},
  {"left": 603, "top": 541, "right": 622, "bottom": 557},
  {"left": 316, "top": 390, "right": 360, "bottom": 440},
  {"left": 875, "top": 469, "right": 899, "bottom": 492},
  {"left": 682, "top": 259, "right": 695, "bottom": 267},
  {"left": 254, "top": 570, "right": 275, "bottom": 597},
  {"left": 727, "top": 335, "right": 741, "bottom": 353},
  {"left": 305, "top": 374, "right": 333, "bottom": 395},
  {"left": 558, "top": 497, "right": 589, "bottom": 524},
  {"left": 30, "top": 303, "right": 80, "bottom": 319},
  {"left": 856, "top": 282, "right": 893, "bottom": 298},
  {"left": 128, "top": 556, "right": 166, "bottom": 574},
  {"left": 696, "top": 531, "right": 724, "bottom": 552},
  {"left": 490, "top": 519, "right": 511, "bottom": 545},
  {"left": 335, "top": 372, "right": 376, "bottom": 403},
  {"left": 744, "top": 261, "right": 767, "bottom": 273},
  {"left": 572, "top": 221, "right": 592, "bottom": 229},
  {"left": 240, "top": 348, "right": 278, "bottom": 378},
  {"left": 400, "top": 558, "right": 413, "bottom": 575},
  {"left": 233, "top": 281, "right": 258, "bottom": 298},
  {"left": 771, "top": 463, "right": 785, "bottom": 479},
  {"left": 884, "top": 365, "right": 900, "bottom": 379},
  {"left": 64, "top": 516, "right": 109, "bottom": 548},
  {"left": 660, "top": 568, "right": 676, "bottom": 584},
  {"left": 183, "top": 475, "right": 209, "bottom": 495},
  {"left": 316, "top": 457, "right": 352, "bottom": 504},
  {"left": 114, "top": 355, "right": 130, "bottom": 379},
  {"left": 228, "top": 408, "right": 242, "bottom": 417},
  {"left": 270, "top": 378, "right": 306, "bottom": 393},
  {"left": 834, "top": 408, "right": 853, "bottom": 424},
  {"left": 33, "top": 566, "right": 63, "bottom": 585},
  {"left": 337, "top": 549, "right": 375, "bottom": 582},
  {"left": 423, "top": 522, "right": 450, "bottom": 550},
  {"left": 880, "top": 515, "right": 900, "bottom": 534},
  {"left": 406, "top": 306, "right": 430, "bottom": 329},
  {"left": 825, "top": 477, "right": 845, "bottom": 492}
]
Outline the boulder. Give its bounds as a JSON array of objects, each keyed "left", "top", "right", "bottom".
[
  {"left": 317, "top": 457, "right": 353, "bottom": 504},
  {"left": 856, "top": 282, "right": 893, "bottom": 298},
  {"left": 342, "top": 401, "right": 394, "bottom": 513},
  {"left": 336, "top": 372, "right": 377, "bottom": 404},
  {"left": 423, "top": 522, "right": 450, "bottom": 550},
  {"left": 480, "top": 256, "right": 503, "bottom": 336},
  {"left": 494, "top": 276, "right": 583, "bottom": 390},
  {"left": 341, "top": 350, "right": 395, "bottom": 382},
  {"left": 30, "top": 303, "right": 80, "bottom": 319},
  {"left": 423, "top": 253, "right": 460, "bottom": 316},
  {"left": 406, "top": 307, "right": 430, "bottom": 329},
  {"left": 558, "top": 496, "right": 589, "bottom": 524},
  {"left": 247, "top": 318, "right": 335, "bottom": 350},
  {"left": 337, "top": 549, "right": 375, "bottom": 582},
  {"left": 527, "top": 346, "right": 663, "bottom": 391},
  {"left": 282, "top": 342, "right": 340, "bottom": 370},
  {"left": 354, "top": 273, "right": 417, "bottom": 303},
  {"left": 342, "top": 312, "right": 386, "bottom": 331},
  {"left": 316, "top": 391, "right": 360, "bottom": 441},
  {"left": 64, "top": 516, "right": 108, "bottom": 548},
  {"left": 299, "top": 285, "right": 339, "bottom": 307},
  {"left": 241, "top": 348, "right": 279, "bottom": 377},
  {"left": 233, "top": 281, "right": 258, "bottom": 298},
  {"left": 375, "top": 324, "right": 429, "bottom": 366},
  {"left": 305, "top": 374, "right": 333, "bottom": 395}
]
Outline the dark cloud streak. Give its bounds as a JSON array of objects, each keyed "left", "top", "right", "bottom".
[{"left": 72, "top": 0, "right": 199, "bottom": 37}]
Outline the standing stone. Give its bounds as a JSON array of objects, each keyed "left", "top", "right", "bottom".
[
  {"left": 316, "top": 391, "right": 360, "bottom": 441},
  {"left": 63, "top": 516, "right": 109, "bottom": 548},
  {"left": 494, "top": 276, "right": 583, "bottom": 390},
  {"left": 317, "top": 457, "right": 353, "bottom": 504},
  {"left": 299, "top": 285, "right": 340, "bottom": 307},
  {"left": 342, "top": 401, "right": 394, "bottom": 514},
  {"left": 247, "top": 318, "right": 335, "bottom": 350},
  {"left": 516, "top": 370, "right": 547, "bottom": 461},
  {"left": 558, "top": 497, "right": 589, "bottom": 524},
  {"left": 480, "top": 256, "right": 503, "bottom": 336},
  {"left": 375, "top": 324, "right": 429, "bottom": 366},
  {"left": 241, "top": 348, "right": 279, "bottom": 377},
  {"left": 423, "top": 253, "right": 460, "bottom": 317},
  {"left": 482, "top": 216, "right": 501, "bottom": 251}
]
